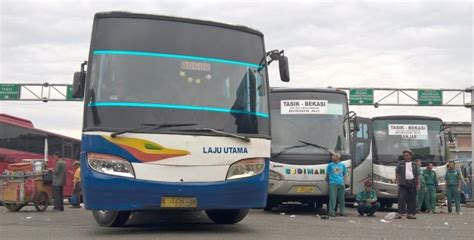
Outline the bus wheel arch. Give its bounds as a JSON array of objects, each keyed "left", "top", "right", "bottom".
[
  {"left": 205, "top": 209, "right": 249, "bottom": 224},
  {"left": 92, "top": 210, "right": 131, "bottom": 227}
]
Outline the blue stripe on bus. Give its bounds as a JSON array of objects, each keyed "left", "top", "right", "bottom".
[
  {"left": 88, "top": 102, "right": 269, "bottom": 118},
  {"left": 93, "top": 50, "right": 262, "bottom": 68}
]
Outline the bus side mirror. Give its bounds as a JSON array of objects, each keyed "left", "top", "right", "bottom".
[
  {"left": 353, "top": 116, "right": 360, "bottom": 132},
  {"left": 72, "top": 61, "right": 87, "bottom": 98},
  {"left": 72, "top": 72, "right": 85, "bottom": 98},
  {"left": 279, "top": 55, "right": 290, "bottom": 82},
  {"left": 448, "top": 132, "right": 454, "bottom": 143}
]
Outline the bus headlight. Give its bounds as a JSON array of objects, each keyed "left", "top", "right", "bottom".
[
  {"left": 437, "top": 176, "right": 445, "bottom": 184},
  {"left": 226, "top": 158, "right": 265, "bottom": 180},
  {"left": 373, "top": 174, "right": 396, "bottom": 184},
  {"left": 269, "top": 170, "right": 285, "bottom": 180},
  {"left": 87, "top": 153, "right": 135, "bottom": 178}
]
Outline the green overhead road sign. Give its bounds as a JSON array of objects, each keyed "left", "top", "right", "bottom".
[
  {"left": 418, "top": 90, "right": 442, "bottom": 106},
  {"left": 0, "top": 84, "right": 20, "bottom": 100},
  {"left": 349, "top": 89, "right": 374, "bottom": 105},
  {"left": 66, "top": 85, "right": 82, "bottom": 100}
]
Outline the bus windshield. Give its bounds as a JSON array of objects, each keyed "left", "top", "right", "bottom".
[
  {"left": 269, "top": 91, "right": 350, "bottom": 161},
  {"left": 84, "top": 17, "right": 270, "bottom": 137},
  {"left": 372, "top": 119, "right": 445, "bottom": 166}
]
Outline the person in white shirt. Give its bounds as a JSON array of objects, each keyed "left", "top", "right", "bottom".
[{"left": 395, "top": 150, "right": 420, "bottom": 219}]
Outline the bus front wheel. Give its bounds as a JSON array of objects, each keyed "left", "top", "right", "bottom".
[
  {"left": 205, "top": 209, "right": 249, "bottom": 224},
  {"left": 92, "top": 210, "right": 131, "bottom": 227}
]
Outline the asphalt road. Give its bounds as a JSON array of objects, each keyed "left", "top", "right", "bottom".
[{"left": 1, "top": 203, "right": 473, "bottom": 240}]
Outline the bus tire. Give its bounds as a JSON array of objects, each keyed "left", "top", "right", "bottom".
[
  {"left": 205, "top": 209, "right": 249, "bottom": 224},
  {"left": 34, "top": 191, "right": 49, "bottom": 212},
  {"left": 92, "top": 210, "right": 131, "bottom": 227},
  {"left": 4, "top": 203, "right": 24, "bottom": 212},
  {"left": 461, "top": 193, "right": 466, "bottom": 204},
  {"left": 263, "top": 199, "right": 278, "bottom": 211}
]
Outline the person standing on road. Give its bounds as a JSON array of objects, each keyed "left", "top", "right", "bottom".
[
  {"left": 395, "top": 150, "right": 419, "bottom": 219},
  {"left": 52, "top": 152, "right": 66, "bottom": 211},
  {"left": 326, "top": 152, "right": 349, "bottom": 217},
  {"left": 356, "top": 180, "right": 381, "bottom": 217},
  {"left": 415, "top": 159, "right": 426, "bottom": 213},
  {"left": 445, "top": 161, "right": 462, "bottom": 215},
  {"left": 423, "top": 162, "right": 438, "bottom": 213},
  {"left": 70, "top": 161, "right": 81, "bottom": 208}
]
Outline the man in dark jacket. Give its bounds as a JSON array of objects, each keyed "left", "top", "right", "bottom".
[
  {"left": 52, "top": 152, "right": 66, "bottom": 211},
  {"left": 395, "top": 150, "right": 419, "bottom": 219}
]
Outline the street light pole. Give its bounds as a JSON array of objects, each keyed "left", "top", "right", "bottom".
[{"left": 471, "top": 86, "right": 473, "bottom": 203}]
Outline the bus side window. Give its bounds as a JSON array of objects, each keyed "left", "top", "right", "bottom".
[
  {"left": 27, "top": 131, "right": 46, "bottom": 154},
  {"left": 3, "top": 124, "right": 28, "bottom": 152},
  {"left": 73, "top": 142, "right": 81, "bottom": 159},
  {"left": 63, "top": 141, "right": 73, "bottom": 159},
  {"left": 48, "top": 135, "right": 63, "bottom": 156}
]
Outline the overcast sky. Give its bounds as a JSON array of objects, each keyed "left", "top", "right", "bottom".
[{"left": 0, "top": 0, "right": 472, "bottom": 139}]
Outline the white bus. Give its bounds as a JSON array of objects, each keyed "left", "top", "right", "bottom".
[
  {"left": 370, "top": 116, "right": 449, "bottom": 208},
  {"left": 265, "top": 88, "right": 367, "bottom": 210}
]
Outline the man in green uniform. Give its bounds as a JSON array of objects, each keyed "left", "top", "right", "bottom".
[
  {"left": 445, "top": 161, "right": 462, "bottom": 214},
  {"left": 415, "top": 159, "right": 426, "bottom": 213},
  {"left": 356, "top": 180, "right": 381, "bottom": 217},
  {"left": 423, "top": 162, "right": 438, "bottom": 213}
]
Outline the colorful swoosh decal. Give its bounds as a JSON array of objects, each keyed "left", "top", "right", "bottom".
[{"left": 103, "top": 136, "right": 190, "bottom": 162}]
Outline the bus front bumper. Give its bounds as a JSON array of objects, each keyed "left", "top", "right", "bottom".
[
  {"left": 375, "top": 181, "right": 447, "bottom": 199},
  {"left": 268, "top": 179, "right": 329, "bottom": 196},
  {"left": 81, "top": 162, "right": 269, "bottom": 211}
]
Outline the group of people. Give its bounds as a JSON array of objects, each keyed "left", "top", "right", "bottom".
[
  {"left": 396, "top": 150, "right": 463, "bottom": 219},
  {"left": 325, "top": 150, "right": 464, "bottom": 219},
  {"left": 51, "top": 152, "right": 82, "bottom": 211}
]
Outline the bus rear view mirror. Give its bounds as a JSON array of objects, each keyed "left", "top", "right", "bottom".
[
  {"left": 72, "top": 72, "right": 85, "bottom": 98},
  {"left": 279, "top": 55, "right": 290, "bottom": 82},
  {"left": 72, "top": 61, "right": 87, "bottom": 99},
  {"left": 448, "top": 131, "right": 454, "bottom": 143},
  {"left": 352, "top": 116, "right": 360, "bottom": 132}
]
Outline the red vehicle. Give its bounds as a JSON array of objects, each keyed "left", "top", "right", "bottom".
[{"left": 0, "top": 114, "right": 80, "bottom": 198}]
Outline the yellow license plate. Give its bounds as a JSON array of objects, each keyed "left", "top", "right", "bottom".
[
  {"left": 295, "top": 186, "right": 316, "bottom": 193},
  {"left": 161, "top": 197, "right": 197, "bottom": 208}
]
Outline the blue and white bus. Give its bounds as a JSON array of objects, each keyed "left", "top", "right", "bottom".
[{"left": 72, "top": 12, "right": 289, "bottom": 227}]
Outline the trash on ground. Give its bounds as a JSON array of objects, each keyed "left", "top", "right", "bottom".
[
  {"left": 444, "top": 222, "right": 449, "bottom": 226},
  {"left": 279, "top": 212, "right": 286, "bottom": 216},
  {"left": 380, "top": 219, "right": 390, "bottom": 223},
  {"left": 26, "top": 216, "right": 32, "bottom": 220},
  {"left": 290, "top": 215, "right": 296, "bottom": 218},
  {"left": 384, "top": 212, "right": 397, "bottom": 220}
]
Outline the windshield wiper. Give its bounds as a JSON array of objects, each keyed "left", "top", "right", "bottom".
[
  {"left": 172, "top": 128, "right": 250, "bottom": 142},
  {"left": 298, "top": 140, "right": 333, "bottom": 155},
  {"left": 272, "top": 140, "right": 332, "bottom": 158},
  {"left": 111, "top": 123, "right": 197, "bottom": 138}
]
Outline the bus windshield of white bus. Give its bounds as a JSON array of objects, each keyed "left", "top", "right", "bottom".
[
  {"left": 269, "top": 91, "right": 350, "bottom": 160},
  {"left": 372, "top": 119, "right": 445, "bottom": 166},
  {"left": 84, "top": 16, "right": 270, "bottom": 137}
]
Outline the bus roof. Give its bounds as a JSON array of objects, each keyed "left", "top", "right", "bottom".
[
  {"left": 0, "top": 114, "right": 80, "bottom": 142},
  {"left": 0, "top": 114, "right": 33, "bottom": 128},
  {"left": 270, "top": 87, "right": 347, "bottom": 96},
  {"left": 94, "top": 11, "right": 264, "bottom": 38},
  {"left": 372, "top": 115, "right": 443, "bottom": 122}
]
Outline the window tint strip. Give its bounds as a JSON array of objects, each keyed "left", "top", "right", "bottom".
[
  {"left": 93, "top": 50, "right": 262, "bottom": 68},
  {"left": 88, "top": 102, "right": 269, "bottom": 118}
]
